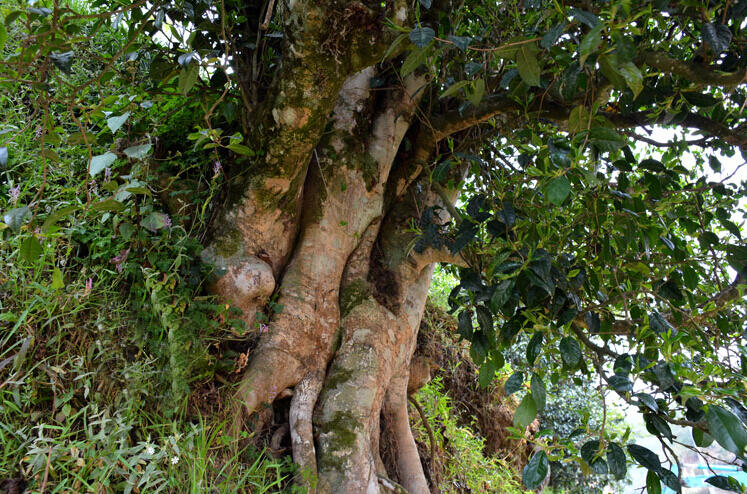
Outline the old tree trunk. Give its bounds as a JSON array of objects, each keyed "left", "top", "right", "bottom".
[{"left": 199, "top": 2, "right": 480, "bottom": 492}]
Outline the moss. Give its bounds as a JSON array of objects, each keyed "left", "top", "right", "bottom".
[
  {"left": 339, "top": 279, "right": 372, "bottom": 318},
  {"left": 359, "top": 152, "right": 379, "bottom": 191},
  {"left": 317, "top": 410, "right": 360, "bottom": 471},
  {"left": 212, "top": 226, "right": 243, "bottom": 260},
  {"left": 324, "top": 361, "right": 356, "bottom": 391}
]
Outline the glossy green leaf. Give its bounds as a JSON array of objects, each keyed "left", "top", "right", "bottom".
[
  {"left": 545, "top": 176, "right": 571, "bottom": 206},
  {"left": 628, "top": 443, "right": 661, "bottom": 471},
  {"left": 505, "top": 371, "right": 524, "bottom": 395},
  {"left": 409, "top": 27, "right": 435, "bottom": 48},
  {"left": 707, "top": 405, "right": 747, "bottom": 456},
  {"left": 514, "top": 394, "right": 537, "bottom": 429},
  {"left": 559, "top": 336, "right": 581, "bottom": 366},
  {"left": 531, "top": 373, "right": 546, "bottom": 411},
  {"left": 526, "top": 332, "right": 544, "bottom": 365},
  {"left": 647, "top": 470, "right": 662, "bottom": 494},
  {"left": 607, "top": 443, "right": 627, "bottom": 480},
  {"left": 522, "top": 450, "right": 549, "bottom": 489}
]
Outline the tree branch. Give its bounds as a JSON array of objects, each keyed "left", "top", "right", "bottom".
[
  {"left": 605, "top": 111, "right": 747, "bottom": 151},
  {"left": 641, "top": 51, "right": 747, "bottom": 87},
  {"left": 576, "top": 274, "right": 745, "bottom": 337}
]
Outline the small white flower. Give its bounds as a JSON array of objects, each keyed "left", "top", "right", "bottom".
[
  {"left": 146, "top": 445, "right": 155, "bottom": 455},
  {"left": 171, "top": 455, "right": 179, "bottom": 465}
]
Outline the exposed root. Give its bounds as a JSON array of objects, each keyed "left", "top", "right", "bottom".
[
  {"left": 408, "top": 396, "right": 439, "bottom": 494},
  {"left": 230, "top": 348, "right": 305, "bottom": 440},
  {"left": 377, "top": 475, "right": 409, "bottom": 494},
  {"left": 290, "top": 372, "right": 324, "bottom": 491},
  {"left": 384, "top": 374, "right": 429, "bottom": 494}
]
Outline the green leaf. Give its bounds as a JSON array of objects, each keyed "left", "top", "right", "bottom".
[
  {"left": 693, "top": 429, "right": 713, "bottom": 450},
  {"left": 541, "top": 23, "right": 565, "bottom": 49},
  {"left": 514, "top": 394, "right": 537, "bottom": 429},
  {"left": 457, "top": 309, "right": 473, "bottom": 340},
  {"left": 607, "top": 443, "right": 627, "bottom": 480},
  {"left": 516, "top": 44, "right": 541, "bottom": 86},
  {"left": 682, "top": 92, "right": 720, "bottom": 107},
  {"left": 579, "top": 23, "right": 603, "bottom": 65},
  {"left": 545, "top": 176, "right": 571, "bottom": 206},
  {"left": 409, "top": 27, "right": 435, "bottom": 48},
  {"left": 50, "top": 51, "right": 74, "bottom": 73},
  {"left": 490, "top": 279, "right": 515, "bottom": 311},
  {"left": 478, "top": 357, "right": 498, "bottom": 388},
  {"left": 141, "top": 212, "right": 170, "bottom": 233},
  {"left": 707, "top": 405, "right": 747, "bottom": 456},
  {"left": 90, "top": 198, "right": 125, "bottom": 212},
  {"left": 3, "top": 206, "right": 31, "bottom": 232},
  {"left": 42, "top": 205, "right": 79, "bottom": 232},
  {"left": 569, "top": 8, "right": 599, "bottom": 27},
  {"left": 447, "top": 35, "right": 472, "bottom": 51},
  {"left": 559, "top": 337, "right": 581, "bottom": 366},
  {"left": 719, "top": 218, "right": 742, "bottom": 239},
  {"left": 178, "top": 64, "right": 200, "bottom": 95},
  {"left": 440, "top": 80, "right": 471, "bottom": 100},
  {"left": 227, "top": 144, "right": 255, "bottom": 156},
  {"left": 51, "top": 268, "right": 64, "bottom": 289},
  {"left": 588, "top": 127, "right": 626, "bottom": 152},
  {"left": 467, "top": 78, "right": 485, "bottom": 106},
  {"left": 636, "top": 393, "right": 659, "bottom": 413},
  {"left": 401, "top": 46, "right": 428, "bottom": 77},
  {"left": 531, "top": 373, "right": 546, "bottom": 411},
  {"left": 90, "top": 152, "right": 117, "bottom": 177},
  {"left": 107, "top": 112, "right": 130, "bottom": 134},
  {"left": 505, "top": 371, "right": 524, "bottom": 395},
  {"left": 702, "top": 23, "right": 732, "bottom": 54},
  {"left": 618, "top": 62, "right": 643, "bottom": 97},
  {"left": 123, "top": 144, "right": 152, "bottom": 160},
  {"left": 627, "top": 443, "right": 661, "bottom": 471},
  {"left": 522, "top": 451, "right": 549, "bottom": 489},
  {"left": 382, "top": 33, "right": 408, "bottom": 61},
  {"left": 705, "top": 475, "right": 744, "bottom": 492},
  {"left": 646, "top": 470, "right": 662, "bottom": 494},
  {"left": 567, "top": 106, "right": 591, "bottom": 133},
  {"left": 526, "top": 332, "right": 544, "bottom": 365},
  {"left": 20, "top": 236, "right": 43, "bottom": 263},
  {"left": 659, "top": 468, "right": 681, "bottom": 492}
]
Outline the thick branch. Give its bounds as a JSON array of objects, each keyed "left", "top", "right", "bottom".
[
  {"left": 642, "top": 51, "right": 747, "bottom": 87},
  {"left": 575, "top": 274, "right": 745, "bottom": 337},
  {"left": 605, "top": 111, "right": 747, "bottom": 151}
]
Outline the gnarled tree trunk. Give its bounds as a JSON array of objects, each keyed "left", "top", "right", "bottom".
[{"left": 203, "top": 2, "right": 475, "bottom": 492}]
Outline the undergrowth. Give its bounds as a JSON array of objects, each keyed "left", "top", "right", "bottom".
[
  {"left": 413, "top": 378, "right": 526, "bottom": 494},
  {"left": 0, "top": 4, "right": 294, "bottom": 491}
]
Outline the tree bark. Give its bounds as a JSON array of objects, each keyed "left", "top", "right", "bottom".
[{"left": 203, "top": 3, "right": 462, "bottom": 492}]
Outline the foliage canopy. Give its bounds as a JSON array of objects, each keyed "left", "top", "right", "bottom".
[{"left": 2, "top": 0, "right": 747, "bottom": 492}]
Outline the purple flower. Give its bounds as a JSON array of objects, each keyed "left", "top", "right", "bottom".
[
  {"left": 213, "top": 160, "right": 222, "bottom": 176},
  {"left": 88, "top": 180, "right": 98, "bottom": 196},
  {"left": 83, "top": 277, "right": 93, "bottom": 297},
  {"left": 162, "top": 214, "right": 172, "bottom": 229},
  {"left": 104, "top": 167, "right": 112, "bottom": 183},
  {"left": 110, "top": 248, "right": 130, "bottom": 273},
  {"left": 9, "top": 185, "right": 20, "bottom": 204}
]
